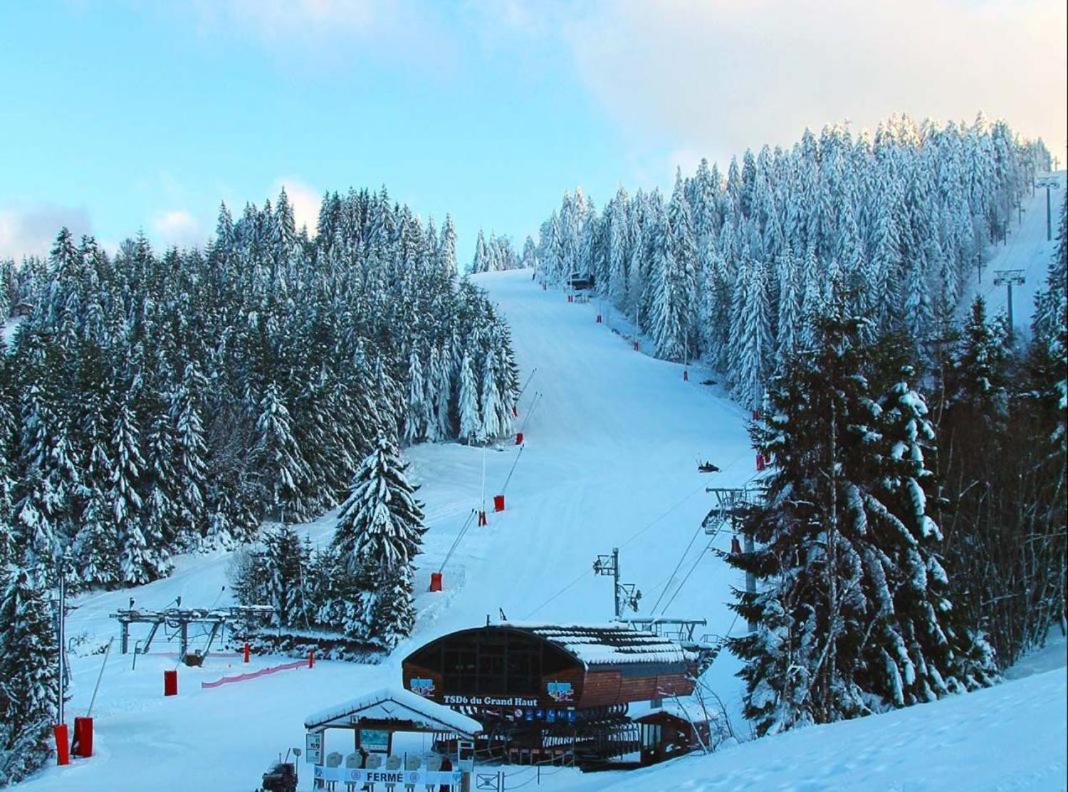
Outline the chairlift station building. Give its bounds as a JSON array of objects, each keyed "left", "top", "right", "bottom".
[{"left": 401, "top": 623, "right": 700, "bottom": 763}]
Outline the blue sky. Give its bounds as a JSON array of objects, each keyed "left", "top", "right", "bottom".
[{"left": 1, "top": 0, "right": 1065, "bottom": 265}]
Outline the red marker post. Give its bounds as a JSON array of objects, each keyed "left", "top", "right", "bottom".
[
  {"left": 72, "top": 717, "right": 93, "bottom": 758},
  {"left": 54, "top": 724, "right": 70, "bottom": 766}
]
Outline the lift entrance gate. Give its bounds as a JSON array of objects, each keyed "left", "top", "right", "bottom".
[{"left": 109, "top": 605, "right": 274, "bottom": 662}]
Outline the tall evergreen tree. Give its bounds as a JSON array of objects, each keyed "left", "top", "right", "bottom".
[
  {"left": 0, "top": 564, "right": 60, "bottom": 786},
  {"left": 253, "top": 383, "right": 312, "bottom": 523},
  {"left": 727, "top": 312, "right": 993, "bottom": 736},
  {"left": 331, "top": 436, "right": 425, "bottom": 646},
  {"left": 457, "top": 349, "right": 482, "bottom": 445}
]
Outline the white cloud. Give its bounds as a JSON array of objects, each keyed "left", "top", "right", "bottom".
[
  {"left": 274, "top": 177, "right": 322, "bottom": 235},
  {"left": 0, "top": 203, "right": 92, "bottom": 260},
  {"left": 562, "top": 0, "right": 1068, "bottom": 168},
  {"left": 151, "top": 209, "right": 204, "bottom": 250}
]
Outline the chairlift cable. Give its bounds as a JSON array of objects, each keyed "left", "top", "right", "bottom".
[
  {"left": 516, "top": 367, "right": 538, "bottom": 403},
  {"left": 438, "top": 508, "right": 478, "bottom": 575},
  {"left": 499, "top": 445, "right": 524, "bottom": 496},
  {"left": 649, "top": 520, "right": 706, "bottom": 615},
  {"left": 659, "top": 535, "right": 716, "bottom": 615}
]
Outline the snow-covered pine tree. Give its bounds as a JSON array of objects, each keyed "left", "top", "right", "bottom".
[
  {"left": 728, "top": 310, "right": 993, "bottom": 737},
  {"left": 143, "top": 403, "right": 179, "bottom": 553},
  {"left": 516, "top": 235, "right": 533, "bottom": 271},
  {"left": 774, "top": 246, "right": 801, "bottom": 366},
  {"left": 332, "top": 435, "right": 425, "bottom": 571},
  {"left": 330, "top": 435, "right": 425, "bottom": 646},
  {"left": 1032, "top": 198, "right": 1067, "bottom": 360},
  {"left": 457, "top": 349, "right": 483, "bottom": 445},
  {"left": 606, "top": 190, "right": 630, "bottom": 308},
  {"left": 428, "top": 344, "right": 453, "bottom": 441},
  {"left": 625, "top": 208, "right": 645, "bottom": 325},
  {"left": 480, "top": 347, "right": 504, "bottom": 441},
  {"left": 404, "top": 350, "right": 428, "bottom": 444},
  {"left": 471, "top": 230, "right": 489, "bottom": 274},
  {"left": 254, "top": 383, "right": 312, "bottom": 523},
  {"left": 110, "top": 398, "right": 160, "bottom": 586},
  {"left": 947, "top": 297, "right": 1011, "bottom": 421},
  {"left": 74, "top": 486, "right": 120, "bottom": 588},
  {"left": 171, "top": 369, "right": 209, "bottom": 546},
  {"left": 667, "top": 172, "right": 698, "bottom": 358},
  {"left": 249, "top": 525, "right": 310, "bottom": 629},
  {"left": 438, "top": 215, "right": 458, "bottom": 278},
  {"left": 0, "top": 564, "right": 60, "bottom": 786},
  {"left": 729, "top": 254, "right": 773, "bottom": 408},
  {"left": 367, "top": 565, "right": 416, "bottom": 649},
  {"left": 865, "top": 365, "right": 997, "bottom": 705},
  {"left": 728, "top": 310, "right": 885, "bottom": 734},
  {"left": 0, "top": 397, "right": 18, "bottom": 570},
  {"left": 647, "top": 198, "right": 687, "bottom": 360},
  {"left": 15, "top": 384, "right": 71, "bottom": 568}
]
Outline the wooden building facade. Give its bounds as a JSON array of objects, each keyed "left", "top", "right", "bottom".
[{"left": 401, "top": 624, "right": 699, "bottom": 766}]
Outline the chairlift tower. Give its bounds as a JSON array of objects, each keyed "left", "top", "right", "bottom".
[
  {"left": 1035, "top": 175, "right": 1060, "bottom": 242},
  {"left": 993, "top": 269, "right": 1025, "bottom": 340},
  {"left": 593, "top": 547, "right": 641, "bottom": 619},
  {"left": 704, "top": 487, "right": 758, "bottom": 632}
]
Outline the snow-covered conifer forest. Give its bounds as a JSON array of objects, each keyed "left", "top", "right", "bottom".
[
  {"left": 524, "top": 117, "right": 1052, "bottom": 407},
  {"left": 0, "top": 114, "right": 1064, "bottom": 790}
]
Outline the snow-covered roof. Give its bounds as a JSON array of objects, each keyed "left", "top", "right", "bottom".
[
  {"left": 305, "top": 687, "right": 482, "bottom": 736},
  {"left": 635, "top": 698, "right": 712, "bottom": 723},
  {"left": 508, "top": 623, "right": 694, "bottom": 667}
]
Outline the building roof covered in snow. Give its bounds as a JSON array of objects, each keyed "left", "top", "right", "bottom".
[
  {"left": 515, "top": 623, "right": 694, "bottom": 666},
  {"left": 304, "top": 687, "right": 482, "bottom": 737},
  {"left": 402, "top": 623, "right": 697, "bottom": 710}
]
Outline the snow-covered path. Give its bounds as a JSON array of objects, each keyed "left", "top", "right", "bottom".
[
  {"left": 963, "top": 170, "right": 1065, "bottom": 332},
  {"left": 407, "top": 270, "right": 753, "bottom": 646}
]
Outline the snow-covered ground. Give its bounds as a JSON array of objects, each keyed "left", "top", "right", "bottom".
[
  {"left": 552, "top": 637, "right": 1067, "bottom": 792},
  {"left": 21, "top": 265, "right": 755, "bottom": 791},
  {"left": 18, "top": 174, "right": 1068, "bottom": 790}
]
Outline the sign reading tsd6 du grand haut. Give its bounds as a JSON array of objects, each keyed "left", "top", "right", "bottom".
[{"left": 408, "top": 677, "right": 575, "bottom": 708}]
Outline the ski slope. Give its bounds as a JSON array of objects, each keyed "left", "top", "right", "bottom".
[
  {"left": 18, "top": 177, "right": 1068, "bottom": 790},
  {"left": 21, "top": 267, "right": 756, "bottom": 791},
  {"left": 963, "top": 171, "right": 1065, "bottom": 333}
]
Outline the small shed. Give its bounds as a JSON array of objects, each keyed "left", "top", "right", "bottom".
[
  {"left": 634, "top": 704, "right": 712, "bottom": 765},
  {"left": 304, "top": 688, "right": 482, "bottom": 789},
  {"left": 305, "top": 686, "right": 482, "bottom": 745}
]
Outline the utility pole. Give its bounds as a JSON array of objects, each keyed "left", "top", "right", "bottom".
[
  {"left": 56, "top": 554, "right": 67, "bottom": 727},
  {"left": 1035, "top": 175, "right": 1060, "bottom": 242},
  {"left": 593, "top": 548, "right": 641, "bottom": 619},
  {"left": 993, "top": 269, "right": 1025, "bottom": 340}
]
